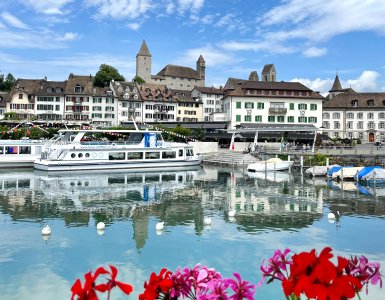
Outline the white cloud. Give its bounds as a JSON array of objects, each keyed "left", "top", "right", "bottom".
[
  {"left": 175, "top": 0, "right": 205, "bottom": 14},
  {"left": 127, "top": 22, "right": 141, "bottom": 31},
  {"left": 55, "top": 32, "right": 79, "bottom": 41},
  {"left": 1, "top": 12, "right": 29, "bottom": 29},
  {"left": 303, "top": 47, "right": 327, "bottom": 57},
  {"left": 291, "top": 70, "right": 381, "bottom": 95},
  {"left": 345, "top": 70, "right": 380, "bottom": 92},
  {"left": 85, "top": 0, "right": 153, "bottom": 19},
  {"left": 261, "top": 0, "right": 385, "bottom": 42},
  {"left": 174, "top": 45, "right": 235, "bottom": 68},
  {"left": 21, "top": 0, "right": 73, "bottom": 15},
  {"left": 220, "top": 40, "right": 296, "bottom": 54}
]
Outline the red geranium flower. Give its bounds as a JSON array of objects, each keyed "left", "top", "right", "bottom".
[{"left": 139, "top": 268, "right": 173, "bottom": 300}]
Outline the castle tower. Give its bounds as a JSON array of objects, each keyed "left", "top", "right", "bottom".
[
  {"left": 261, "top": 64, "right": 276, "bottom": 82},
  {"left": 136, "top": 40, "right": 152, "bottom": 83},
  {"left": 196, "top": 55, "right": 206, "bottom": 82},
  {"left": 249, "top": 71, "right": 259, "bottom": 81}
]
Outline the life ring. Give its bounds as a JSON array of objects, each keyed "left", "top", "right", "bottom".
[
  {"left": 99, "top": 152, "right": 103, "bottom": 158},
  {"left": 92, "top": 152, "right": 97, "bottom": 158}
]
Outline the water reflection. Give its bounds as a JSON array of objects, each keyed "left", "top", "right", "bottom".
[{"left": 0, "top": 166, "right": 385, "bottom": 299}]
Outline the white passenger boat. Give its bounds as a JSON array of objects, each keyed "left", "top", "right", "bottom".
[
  {"left": 331, "top": 167, "right": 364, "bottom": 181},
  {"left": 305, "top": 165, "right": 339, "bottom": 177},
  {"left": 33, "top": 128, "right": 203, "bottom": 171},
  {"left": 247, "top": 157, "right": 294, "bottom": 172},
  {"left": 0, "top": 139, "right": 44, "bottom": 168}
]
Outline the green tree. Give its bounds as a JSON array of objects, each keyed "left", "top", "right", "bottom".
[
  {"left": 133, "top": 75, "right": 145, "bottom": 84},
  {"left": 94, "top": 64, "right": 125, "bottom": 87},
  {"left": 3, "top": 112, "right": 19, "bottom": 120},
  {"left": 0, "top": 72, "right": 16, "bottom": 91},
  {"left": 172, "top": 125, "right": 191, "bottom": 137}
]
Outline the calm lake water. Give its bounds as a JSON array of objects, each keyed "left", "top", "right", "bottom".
[{"left": 0, "top": 166, "right": 384, "bottom": 300}]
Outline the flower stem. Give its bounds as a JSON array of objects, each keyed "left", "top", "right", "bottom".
[{"left": 356, "top": 292, "right": 362, "bottom": 300}]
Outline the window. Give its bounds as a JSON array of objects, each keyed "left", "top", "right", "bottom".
[
  {"left": 236, "top": 115, "right": 241, "bottom": 122},
  {"left": 127, "top": 152, "right": 143, "bottom": 160},
  {"left": 287, "top": 116, "right": 294, "bottom": 123},
  {"left": 298, "top": 103, "right": 307, "bottom": 110},
  {"left": 162, "top": 151, "right": 176, "bottom": 159},
  {"left": 257, "top": 102, "right": 264, "bottom": 109},
  {"left": 323, "top": 121, "right": 330, "bottom": 129},
  {"left": 351, "top": 100, "right": 358, "bottom": 107},
  {"left": 367, "top": 100, "right": 374, "bottom": 106},
  {"left": 310, "top": 104, "right": 317, "bottom": 110},
  {"left": 308, "top": 117, "right": 317, "bottom": 123},
  {"left": 245, "top": 102, "right": 254, "bottom": 109},
  {"left": 332, "top": 112, "right": 340, "bottom": 119},
  {"left": 19, "top": 93, "right": 23, "bottom": 99},
  {"left": 236, "top": 102, "right": 241, "bottom": 109},
  {"left": 255, "top": 115, "right": 262, "bottom": 122},
  {"left": 357, "top": 113, "right": 363, "bottom": 119},
  {"left": 289, "top": 103, "right": 294, "bottom": 110},
  {"left": 357, "top": 121, "right": 363, "bottom": 129},
  {"left": 368, "top": 122, "right": 375, "bottom": 129},
  {"left": 334, "top": 121, "right": 340, "bottom": 129},
  {"left": 145, "top": 152, "right": 160, "bottom": 159},
  {"left": 109, "top": 152, "right": 125, "bottom": 160},
  {"left": 379, "top": 122, "right": 385, "bottom": 129},
  {"left": 298, "top": 116, "right": 307, "bottom": 123},
  {"left": 244, "top": 115, "right": 252, "bottom": 122},
  {"left": 379, "top": 112, "right": 385, "bottom": 119},
  {"left": 368, "top": 112, "right": 374, "bottom": 119},
  {"left": 347, "top": 112, "right": 354, "bottom": 119},
  {"left": 277, "top": 116, "right": 284, "bottom": 122},
  {"left": 268, "top": 116, "right": 275, "bottom": 122},
  {"left": 347, "top": 121, "right": 353, "bottom": 129},
  {"left": 323, "top": 112, "right": 330, "bottom": 119}
]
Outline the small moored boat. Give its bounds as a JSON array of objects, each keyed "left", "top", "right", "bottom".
[{"left": 247, "top": 157, "right": 293, "bottom": 172}]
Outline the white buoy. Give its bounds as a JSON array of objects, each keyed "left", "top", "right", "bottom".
[
  {"left": 203, "top": 217, "right": 212, "bottom": 225},
  {"left": 328, "top": 211, "right": 340, "bottom": 220},
  {"left": 96, "top": 222, "right": 105, "bottom": 230},
  {"left": 97, "top": 229, "right": 105, "bottom": 236},
  {"left": 41, "top": 225, "right": 51, "bottom": 236},
  {"left": 228, "top": 209, "right": 236, "bottom": 217},
  {"left": 156, "top": 222, "right": 164, "bottom": 231}
]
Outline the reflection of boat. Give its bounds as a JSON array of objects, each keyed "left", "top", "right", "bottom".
[
  {"left": 34, "top": 128, "right": 202, "bottom": 171},
  {"left": 36, "top": 167, "right": 203, "bottom": 201},
  {"left": 306, "top": 178, "right": 327, "bottom": 186},
  {"left": 0, "top": 140, "right": 44, "bottom": 168},
  {"left": 247, "top": 171, "right": 293, "bottom": 182},
  {"left": 247, "top": 158, "right": 293, "bottom": 172}
]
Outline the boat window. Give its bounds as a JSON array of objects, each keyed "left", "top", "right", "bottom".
[
  {"left": 5, "top": 146, "right": 18, "bottom": 154},
  {"left": 78, "top": 153, "right": 83, "bottom": 158},
  {"left": 179, "top": 149, "right": 184, "bottom": 157},
  {"left": 109, "top": 152, "right": 125, "bottom": 160},
  {"left": 127, "top": 152, "right": 143, "bottom": 160},
  {"left": 0, "top": 146, "right": 4, "bottom": 154},
  {"left": 162, "top": 151, "right": 176, "bottom": 159},
  {"left": 126, "top": 133, "right": 145, "bottom": 144},
  {"left": 186, "top": 149, "right": 194, "bottom": 156},
  {"left": 19, "top": 146, "right": 31, "bottom": 154},
  {"left": 85, "top": 153, "right": 90, "bottom": 158},
  {"left": 145, "top": 152, "right": 160, "bottom": 159},
  {"left": 162, "top": 174, "right": 176, "bottom": 182},
  {"left": 71, "top": 153, "right": 76, "bottom": 158}
]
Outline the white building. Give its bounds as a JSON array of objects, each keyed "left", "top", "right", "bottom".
[
  {"left": 191, "top": 86, "right": 224, "bottom": 121},
  {"left": 323, "top": 75, "right": 385, "bottom": 143},
  {"left": 222, "top": 80, "right": 324, "bottom": 129}
]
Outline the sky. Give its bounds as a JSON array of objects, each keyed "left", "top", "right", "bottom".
[{"left": 1, "top": 0, "right": 385, "bottom": 95}]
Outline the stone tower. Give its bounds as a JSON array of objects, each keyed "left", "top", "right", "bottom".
[
  {"left": 261, "top": 64, "right": 276, "bottom": 82},
  {"left": 249, "top": 71, "right": 259, "bottom": 81},
  {"left": 136, "top": 40, "right": 152, "bottom": 83},
  {"left": 196, "top": 55, "right": 206, "bottom": 82}
]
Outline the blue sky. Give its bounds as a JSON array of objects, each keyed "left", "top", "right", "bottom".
[{"left": 1, "top": 0, "right": 385, "bottom": 95}]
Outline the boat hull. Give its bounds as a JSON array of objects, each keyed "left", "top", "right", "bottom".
[
  {"left": 247, "top": 161, "right": 293, "bottom": 172},
  {"left": 34, "top": 157, "right": 203, "bottom": 172}
]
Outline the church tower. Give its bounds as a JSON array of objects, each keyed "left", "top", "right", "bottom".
[
  {"left": 196, "top": 55, "right": 206, "bottom": 83},
  {"left": 261, "top": 64, "right": 276, "bottom": 82},
  {"left": 136, "top": 40, "right": 152, "bottom": 83},
  {"left": 328, "top": 74, "right": 344, "bottom": 99}
]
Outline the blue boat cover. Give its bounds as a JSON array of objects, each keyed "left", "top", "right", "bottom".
[
  {"left": 327, "top": 166, "right": 342, "bottom": 177},
  {"left": 357, "top": 184, "right": 371, "bottom": 195},
  {"left": 355, "top": 166, "right": 382, "bottom": 180}
]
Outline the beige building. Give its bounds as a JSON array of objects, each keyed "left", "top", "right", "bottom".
[{"left": 136, "top": 40, "right": 205, "bottom": 91}]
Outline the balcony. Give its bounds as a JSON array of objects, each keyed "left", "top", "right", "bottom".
[{"left": 269, "top": 107, "right": 287, "bottom": 114}]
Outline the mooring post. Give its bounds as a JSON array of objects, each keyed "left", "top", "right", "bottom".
[{"left": 300, "top": 156, "right": 303, "bottom": 169}]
